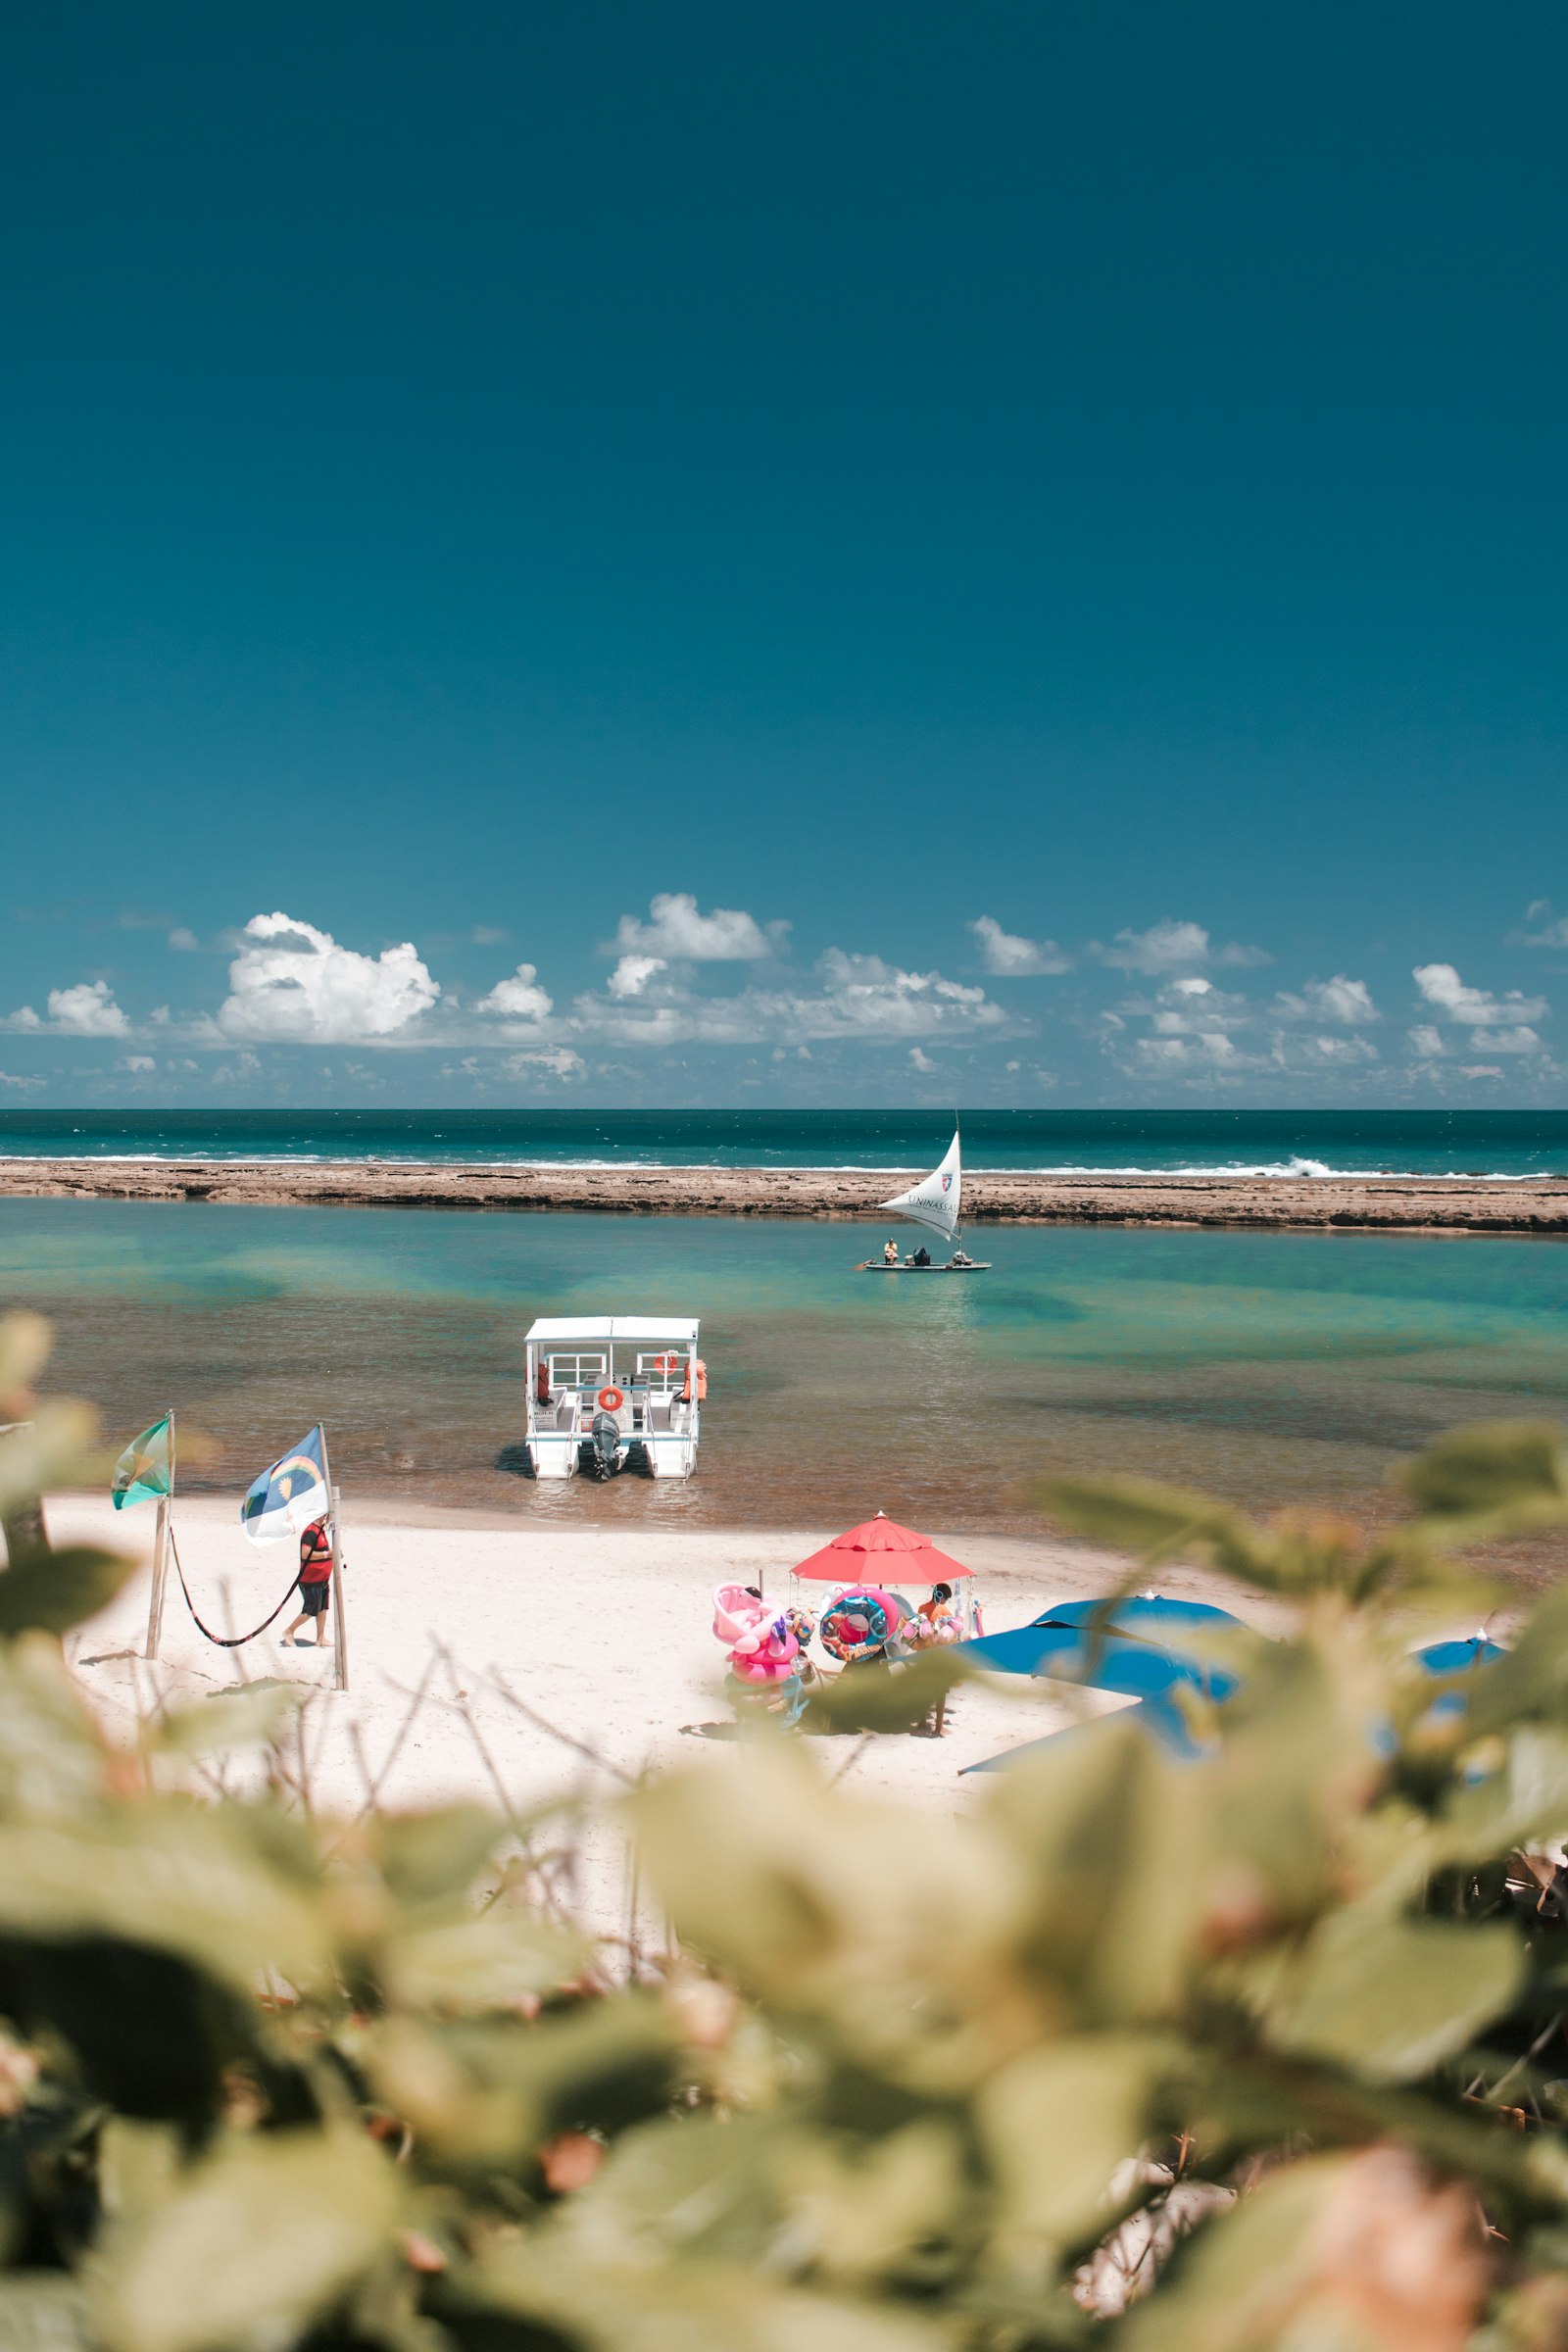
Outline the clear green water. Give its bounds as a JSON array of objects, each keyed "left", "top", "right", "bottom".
[{"left": 4, "top": 1199, "right": 1567, "bottom": 1550}]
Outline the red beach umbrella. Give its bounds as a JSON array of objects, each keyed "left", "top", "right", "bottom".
[{"left": 793, "top": 1509, "right": 973, "bottom": 1583}]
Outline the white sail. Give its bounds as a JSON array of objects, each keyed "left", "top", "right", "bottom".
[{"left": 879, "top": 1130, "right": 961, "bottom": 1243}]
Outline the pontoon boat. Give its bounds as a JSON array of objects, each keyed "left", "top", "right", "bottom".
[{"left": 522, "top": 1316, "right": 704, "bottom": 1481}]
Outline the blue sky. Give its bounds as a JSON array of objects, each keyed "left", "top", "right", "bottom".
[{"left": 2, "top": 1, "right": 1565, "bottom": 1108}]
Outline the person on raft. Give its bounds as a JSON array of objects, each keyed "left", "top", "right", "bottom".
[
  {"left": 280, "top": 1516, "right": 336, "bottom": 1648},
  {"left": 883, "top": 1237, "right": 901, "bottom": 1265}
]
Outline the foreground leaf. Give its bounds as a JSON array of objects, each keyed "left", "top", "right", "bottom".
[
  {"left": 94, "top": 2128, "right": 398, "bottom": 2352},
  {"left": 1266, "top": 1905, "right": 1523, "bottom": 2082}
]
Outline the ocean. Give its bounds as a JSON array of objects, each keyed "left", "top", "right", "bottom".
[
  {"left": 5, "top": 1192, "right": 1566, "bottom": 1569},
  {"left": 2, "top": 1107, "right": 1567, "bottom": 1179}
]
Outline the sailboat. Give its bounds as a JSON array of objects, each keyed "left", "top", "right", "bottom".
[{"left": 857, "top": 1128, "right": 991, "bottom": 1272}]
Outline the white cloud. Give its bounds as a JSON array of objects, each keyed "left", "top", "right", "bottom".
[
  {"left": 502, "top": 1048, "right": 585, "bottom": 1080},
  {"left": 908, "top": 1046, "right": 937, "bottom": 1072},
  {"left": 7, "top": 979, "right": 132, "bottom": 1037},
  {"left": 1135, "top": 1032, "right": 1240, "bottom": 1068},
  {"left": 474, "top": 962, "right": 554, "bottom": 1023},
  {"left": 1098, "top": 918, "right": 1269, "bottom": 974},
  {"left": 610, "top": 892, "right": 782, "bottom": 961},
  {"left": 216, "top": 912, "right": 441, "bottom": 1045},
  {"left": 1297, "top": 1035, "right": 1379, "bottom": 1065},
  {"left": 1520, "top": 901, "right": 1568, "bottom": 949},
  {"left": 121, "top": 1054, "right": 157, "bottom": 1072},
  {"left": 1478, "top": 1025, "right": 1541, "bottom": 1054},
  {"left": 168, "top": 927, "right": 201, "bottom": 952},
  {"left": 607, "top": 955, "right": 667, "bottom": 1000},
  {"left": 572, "top": 948, "right": 1006, "bottom": 1049},
  {"left": 1412, "top": 963, "right": 1547, "bottom": 1034},
  {"left": 1459, "top": 1065, "right": 1504, "bottom": 1080},
  {"left": 1408, "top": 1025, "right": 1445, "bottom": 1057},
  {"left": 1273, "top": 975, "right": 1379, "bottom": 1025},
  {"left": 968, "top": 915, "right": 1070, "bottom": 976},
  {"left": 0, "top": 1069, "right": 44, "bottom": 1091}
]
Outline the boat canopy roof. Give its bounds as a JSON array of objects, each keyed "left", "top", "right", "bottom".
[{"left": 524, "top": 1316, "right": 700, "bottom": 1346}]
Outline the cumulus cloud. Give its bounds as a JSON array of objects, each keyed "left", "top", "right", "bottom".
[
  {"left": 6, "top": 980, "right": 132, "bottom": 1037},
  {"left": 1459, "top": 1064, "right": 1504, "bottom": 1080},
  {"left": 1520, "top": 901, "right": 1568, "bottom": 950},
  {"left": 573, "top": 948, "right": 1005, "bottom": 1049},
  {"left": 215, "top": 912, "right": 440, "bottom": 1045},
  {"left": 502, "top": 1048, "right": 584, "bottom": 1080},
  {"left": 968, "top": 916, "right": 1071, "bottom": 976},
  {"left": 908, "top": 1046, "right": 937, "bottom": 1072},
  {"left": 0, "top": 1070, "right": 44, "bottom": 1091},
  {"left": 1408, "top": 1025, "right": 1446, "bottom": 1058},
  {"left": 1098, "top": 918, "right": 1269, "bottom": 974},
  {"left": 607, "top": 955, "right": 667, "bottom": 1000},
  {"left": 474, "top": 963, "right": 554, "bottom": 1023},
  {"left": 1412, "top": 964, "right": 1546, "bottom": 1052},
  {"left": 168, "top": 927, "right": 201, "bottom": 953},
  {"left": 121, "top": 1054, "right": 157, "bottom": 1072},
  {"left": 1294, "top": 1035, "right": 1379, "bottom": 1065},
  {"left": 609, "top": 892, "right": 782, "bottom": 961},
  {"left": 1273, "top": 975, "right": 1379, "bottom": 1025}
]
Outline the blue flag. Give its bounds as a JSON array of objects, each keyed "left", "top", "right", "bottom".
[{"left": 241, "top": 1425, "right": 329, "bottom": 1544}]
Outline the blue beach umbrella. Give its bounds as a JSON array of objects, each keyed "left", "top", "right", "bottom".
[
  {"left": 958, "top": 1594, "right": 1246, "bottom": 1705},
  {"left": 956, "top": 1593, "right": 1250, "bottom": 1774},
  {"left": 1413, "top": 1637, "right": 1506, "bottom": 1675}
]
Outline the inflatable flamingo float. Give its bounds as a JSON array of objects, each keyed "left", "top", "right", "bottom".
[{"left": 711, "top": 1584, "right": 801, "bottom": 1687}]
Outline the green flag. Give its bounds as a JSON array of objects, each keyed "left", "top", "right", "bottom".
[{"left": 112, "top": 1416, "right": 172, "bottom": 1510}]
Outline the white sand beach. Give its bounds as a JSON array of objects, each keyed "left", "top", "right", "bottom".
[{"left": 53, "top": 1491, "right": 1291, "bottom": 1801}]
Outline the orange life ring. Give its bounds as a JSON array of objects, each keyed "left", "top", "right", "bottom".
[
  {"left": 651, "top": 1352, "right": 681, "bottom": 1376},
  {"left": 597, "top": 1385, "right": 624, "bottom": 1412}
]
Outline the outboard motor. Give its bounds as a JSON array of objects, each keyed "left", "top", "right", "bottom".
[{"left": 586, "top": 1408, "right": 622, "bottom": 1480}]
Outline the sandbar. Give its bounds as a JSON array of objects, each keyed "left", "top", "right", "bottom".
[{"left": 4, "top": 1157, "right": 1567, "bottom": 1232}]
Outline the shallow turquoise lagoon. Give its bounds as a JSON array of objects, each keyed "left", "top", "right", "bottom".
[{"left": 2, "top": 1199, "right": 1565, "bottom": 1542}]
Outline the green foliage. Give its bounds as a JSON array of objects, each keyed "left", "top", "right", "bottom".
[{"left": 6, "top": 1325, "right": 1568, "bottom": 2348}]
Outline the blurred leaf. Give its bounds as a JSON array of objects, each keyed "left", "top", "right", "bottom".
[
  {"left": 0, "top": 1634, "right": 109, "bottom": 1821},
  {"left": 0, "top": 2275, "right": 93, "bottom": 2352},
  {"left": 376, "top": 1804, "right": 506, "bottom": 1913},
  {"left": 1267, "top": 1904, "right": 1523, "bottom": 2082},
  {"left": 0, "top": 1806, "right": 331, "bottom": 1994},
  {"left": 464, "top": 2240, "right": 951, "bottom": 2352},
  {"left": 0, "top": 1544, "right": 136, "bottom": 1638},
  {"left": 802, "top": 1648, "right": 970, "bottom": 1735},
  {"left": 0, "top": 1311, "right": 54, "bottom": 1398},
  {"left": 1402, "top": 1420, "right": 1568, "bottom": 1541},
  {"left": 385, "top": 1912, "right": 589, "bottom": 2011},
  {"left": 568, "top": 2110, "right": 785, "bottom": 2267},
  {"left": 633, "top": 1746, "right": 1029, "bottom": 2085},
  {"left": 1024, "top": 1473, "right": 1262, "bottom": 1574},
  {"left": 153, "top": 1682, "right": 308, "bottom": 1758},
  {"left": 0, "top": 1402, "right": 103, "bottom": 1529},
  {"left": 94, "top": 2127, "right": 398, "bottom": 2352},
  {"left": 978, "top": 2033, "right": 1163, "bottom": 2247},
  {"left": 1465, "top": 1592, "right": 1568, "bottom": 1738},
  {"left": 983, "top": 1710, "right": 1202, "bottom": 2027},
  {"left": 368, "top": 2000, "right": 679, "bottom": 2168}
]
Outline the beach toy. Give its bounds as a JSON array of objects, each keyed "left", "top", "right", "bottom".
[
  {"left": 818, "top": 1586, "right": 906, "bottom": 1663},
  {"left": 711, "top": 1583, "right": 800, "bottom": 1686}
]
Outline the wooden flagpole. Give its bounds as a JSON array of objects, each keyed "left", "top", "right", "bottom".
[
  {"left": 318, "top": 1423, "right": 349, "bottom": 1691},
  {"left": 142, "top": 1408, "right": 174, "bottom": 1661}
]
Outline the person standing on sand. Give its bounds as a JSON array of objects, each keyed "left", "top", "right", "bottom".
[{"left": 280, "top": 1516, "right": 335, "bottom": 1648}]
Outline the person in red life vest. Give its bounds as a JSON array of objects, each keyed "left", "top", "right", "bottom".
[{"left": 280, "top": 1517, "right": 336, "bottom": 1648}]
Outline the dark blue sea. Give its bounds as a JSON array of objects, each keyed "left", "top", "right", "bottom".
[{"left": 1, "top": 1107, "right": 1565, "bottom": 1178}]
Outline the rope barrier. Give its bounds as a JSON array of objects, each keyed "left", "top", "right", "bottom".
[{"left": 169, "top": 1524, "right": 305, "bottom": 1648}]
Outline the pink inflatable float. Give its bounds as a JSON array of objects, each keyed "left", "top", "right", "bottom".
[{"left": 711, "top": 1584, "right": 800, "bottom": 1687}]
